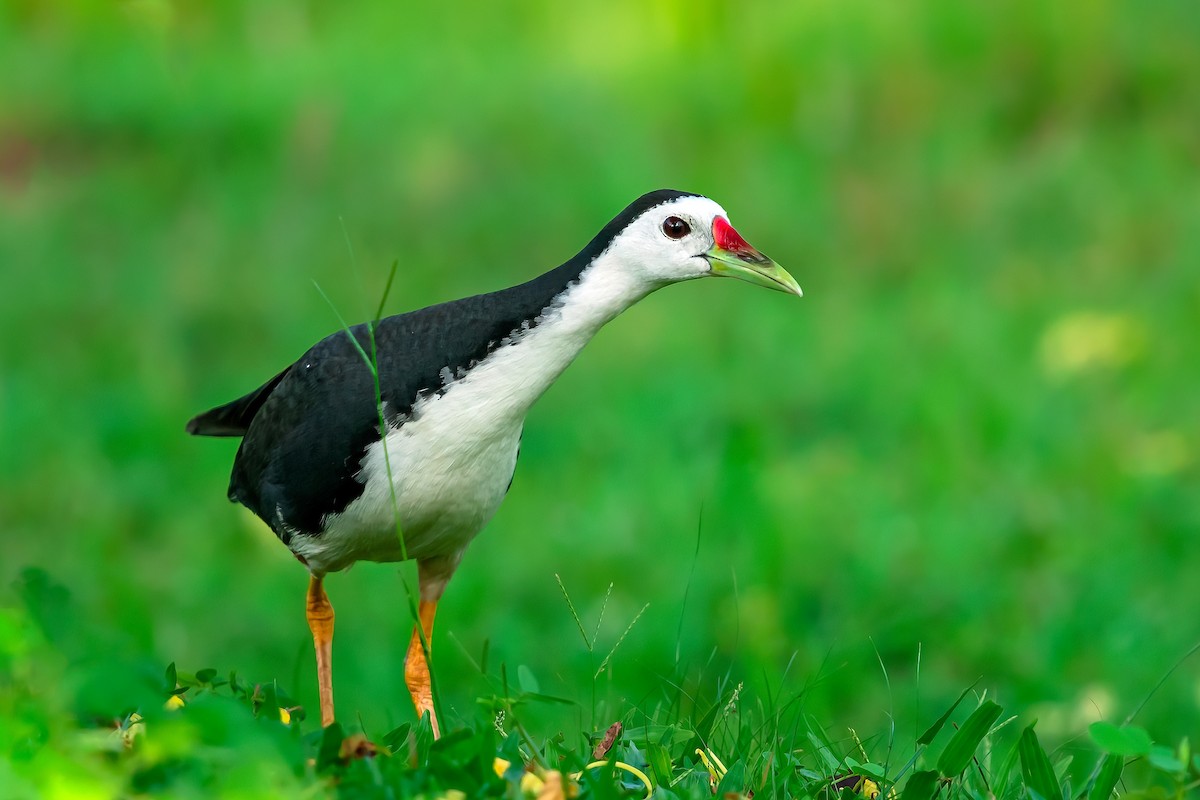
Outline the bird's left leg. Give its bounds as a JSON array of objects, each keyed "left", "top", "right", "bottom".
[{"left": 404, "top": 557, "right": 454, "bottom": 738}]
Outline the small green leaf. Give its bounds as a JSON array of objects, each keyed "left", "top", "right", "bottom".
[
  {"left": 195, "top": 667, "right": 217, "bottom": 684},
  {"left": 715, "top": 760, "right": 745, "bottom": 796},
  {"left": 163, "top": 662, "right": 177, "bottom": 693},
  {"left": 857, "top": 762, "right": 888, "bottom": 781},
  {"left": 516, "top": 664, "right": 540, "bottom": 694},
  {"left": 1088, "top": 722, "right": 1152, "bottom": 756},
  {"left": 428, "top": 726, "right": 473, "bottom": 756},
  {"left": 1147, "top": 745, "right": 1184, "bottom": 773},
  {"left": 901, "top": 770, "right": 940, "bottom": 800},
  {"left": 316, "top": 721, "right": 345, "bottom": 772},
  {"left": 918, "top": 682, "right": 979, "bottom": 745},
  {"left": 382, "top": 722, "right": 411, "bottom": 755},
  {"left": 498, "top": 731, "right": 523, "bottom": 769},
  {"left": 1089, "top": 753, "right": 1123, "bottom": 800},
  {"left": 1019, "top": 724, "right": 1061, "bottom": 800},
  {"left": 414, "top": 709, "right": 436, "bottom": 763},
  {"left": 938, "top": 700, "right": 1003, "bottom": 777}
]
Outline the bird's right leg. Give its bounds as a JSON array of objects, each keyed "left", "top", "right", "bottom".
[
  {"left": 404, "top": 557, "right": 455, "bottom": 738},
  {"left": 306, "top": 574, "right": 335, "bottom": 727}
]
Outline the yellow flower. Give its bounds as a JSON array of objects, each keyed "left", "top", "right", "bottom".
[
  {"left": 695, "top": 747, "right": 728, "bottom": 789},
  {"left": 493, "top": 757, "right": 547, "bottom": 794}
]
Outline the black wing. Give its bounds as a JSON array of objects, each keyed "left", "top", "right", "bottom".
[{"left": 227, "top": 325, "right": 381, "bottom": 540}]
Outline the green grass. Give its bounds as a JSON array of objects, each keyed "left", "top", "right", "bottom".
[
  {"left": 2, "top": 1, "right": 1199, "bottom": 796},
  {"left": 4, "top": 569, "right": 1198, "bottom": 797}
]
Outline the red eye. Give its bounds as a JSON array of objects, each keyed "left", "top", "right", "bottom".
[{"left": 662, "top": 216, "right": 690, "bottom": 239}]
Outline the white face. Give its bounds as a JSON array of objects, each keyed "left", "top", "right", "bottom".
[{"left": 603, "top": 195, "right": 731, "bottom": 286}]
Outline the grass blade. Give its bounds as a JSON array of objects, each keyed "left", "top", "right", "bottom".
[
  {"left": 1089, "top": 753, "right": 1123, "bottom": 800},
  {"left": 594, "top": 603, "right": 648, "bottom": 680},
  {"left": 806, "top": 730, "right": 841, "bottom": 773},
  {"left": 937, "top": 700, "right": 1003, "bottom": 777},
  {"left": 592, "top": 582, "right": 613, "bottom": 649},
  {"left": 554, "top": 573, "right": 592, "bottom": 650},
  {"left": 992, "top": 741, "right": 1019, "bottom": 800},
  {"left": 374, "top": 259, "right": 398, "bottom": 324},
  {"left": 675, "top": 509, "right": 703, "bottom": 665},
  {"left": 1018, "top": 724, "right": 1061, "bottom": 800},
  {"left": 918, "top": 680, "right": 979, "bottom": 746},
  {"left": 312, "top": 280, "right": 374, "bottom": 375}
]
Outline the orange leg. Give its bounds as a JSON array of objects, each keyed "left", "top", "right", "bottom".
[
  {"left": 404, "top": 598, "right": 439, "bottom": 737},
  {"left": 405, "top": 560, "right": 448, "bottom": 737},
  {"left": 306, "top": 574, "right": 335, "bottom": 727}
]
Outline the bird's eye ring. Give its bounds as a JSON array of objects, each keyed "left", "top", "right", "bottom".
[{"left": 662, "top": 216, "right": 690, "bottom": 240}]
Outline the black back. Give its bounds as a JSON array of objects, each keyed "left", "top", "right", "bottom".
[{"left": 187, "top": 189, "right": 697, "bottom": 539}]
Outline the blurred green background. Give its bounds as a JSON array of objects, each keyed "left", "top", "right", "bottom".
[{"left": 2, "top": 0, "right": 1198, "bottom": 748}]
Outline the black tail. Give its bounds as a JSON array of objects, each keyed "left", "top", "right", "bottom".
[{"left": 186, "top": 367, "right": 290, "bottom": 437}]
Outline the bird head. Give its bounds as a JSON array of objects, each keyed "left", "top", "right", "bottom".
[{"left": 598, "top": 190, "right": 801, "bottom": 297}]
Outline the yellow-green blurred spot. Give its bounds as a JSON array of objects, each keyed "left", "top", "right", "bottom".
[
  {"left": 1038, "top": 311, "right": 1146, "bottom": 377},
  {"left": 122, "top": 0, "right": 174, "bottom": 32},
  {"left": 1126, "top": 430, "right": 1192, "bottom": 477},
  {"left": 45, "top": 773, "right": 113, "bottom": 800},
  {"left": 0, "top": 607, "right": 39, "bottom": 659},
  {"left": 520, "top": 772, "right": 544, "bottom": 794},
  {"left": 494, "top": 757, "right": 553, "bottom": 795}
]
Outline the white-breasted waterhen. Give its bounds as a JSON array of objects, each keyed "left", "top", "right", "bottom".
[{"left": 187, "top": 189, "right": 801, "bottom": 736}]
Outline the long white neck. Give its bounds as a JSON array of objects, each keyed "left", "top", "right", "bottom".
[
  {"left": 474, "top": 252, "right": 655, "bottom": 419},
  {"left": 550, "top": 253, "right": 657, "bottom": 337}
]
